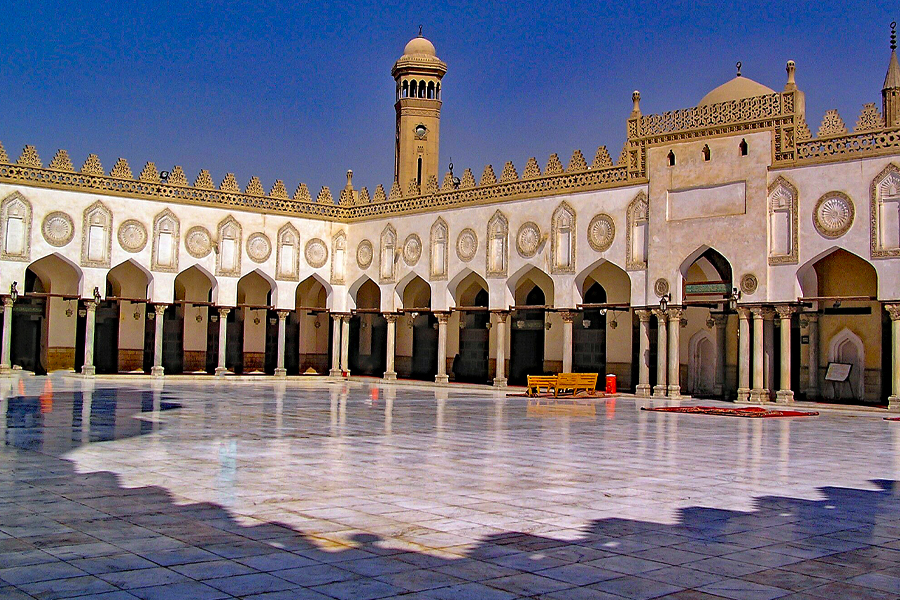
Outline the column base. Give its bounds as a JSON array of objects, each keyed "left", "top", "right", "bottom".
[
  {"left": 274, "top": 368, "right": 287, "bottom": 378},
  {"left": 493, "top": 377, "right": 507, "bottom": 388},
  {"left": 329, "top": 368, "right": 342, "bottom": 377},
  {"left": 383, "top": 371, "right": 397, "bottom": 380},
  {"left": 737, "top": 388, "right": 751, "bottom": 402},
  {"left": 635, "top": 384, "right": 652, "bottom": 397},
  {"left": 667, "top": 385, "right": 681, "bottom": 399},
  {"left": 0, "top": 364, "right": 11, "bottom": 375},
  {"left": 749, "top": 388, "right": 769, "bottom": 403},
  {"left": 151, "top": 366, "right": 165, "bottom": 378},
  {"left": 652, "top": 385, "right": 668, "bottom": 397},
  {"left": 215, "top": 367, "right": 231, "bottom": 377},
  {"left": 81, "top": 365, "right": 96, "bottom": 377},
  {"left": 889, "top": 395, "right": 900, "bottom": 411},
  {"left": 775, "top": 390, "right": 794, "bottom": 404},
  {"left": 435, "top": 374, "right": 449, "bottom": 384}
]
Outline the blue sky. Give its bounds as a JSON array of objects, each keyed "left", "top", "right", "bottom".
[{"left": 0, "top": 1, "right": 896, "bottom": 196}]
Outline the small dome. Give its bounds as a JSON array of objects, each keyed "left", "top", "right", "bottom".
[
  {"left": 698, "top": 76, "right": 775, "bottom": 106},
  {"left": 403, "top": 35, "right": 436, "bottom": 57}
]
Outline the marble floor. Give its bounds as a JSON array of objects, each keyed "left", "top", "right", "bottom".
[{"left": 3, "top": 376, "right": 900, "bottom": 599}]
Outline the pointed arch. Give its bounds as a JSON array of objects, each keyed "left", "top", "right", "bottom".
[
  {"left": 0, "top": 191, "right": 32, "bottom": 261},
  {"left": 508, "top": 264, "right": 554, "bottom": 306},
  {"left": 575, "top": 257, "right": 632, "bottom": 304},
  {"left": 237, "top": 268, "right": 275, "bottom": 306},
  {"left": 395, "top": 272, "right": 431, "bottom": 310},
  {"left": 430, "top": 217, "right": 449, "bottom": 281},
  {"left": 449, "top": 268, "right": 489, "bottom": 306},
  {"left": 871, "top": 163, "right": 900, "bottom": 258},
  {"left": 828, "top": 328, "right": 865, "bottom": 400},
  {"left": 348, "top": 274, "right": 377, "bottom": 310},
  {"left": 626, "top": 191, "right": 648, "bottom": 270},
  {"left": 81, "top": 200, "right": 113, "bottom": 268},
  {"left": 174, "top": 264, "right": 217, "bottom": 303},
  {"left": 486, "top": 210, "right": 508, "bottom": 278},
  {"left": 796, "top": 246, "right": 877, "bottom": 298},
  {"left": 107, "top": 258, "right": 152, "bottom": 299},
  {"left": 27, "top": 252, "right": 83, "bottom": 296},
  {"left": 295, "top": 273, "right": 331, "bottom": 309},
  {"left": 678, "top": 246, "right": 733, "bottom": 302},
  {"left": 151, "top": 208, "right": 180, "bottom": 272},
  {"left": 215, "top": 215, "right": 242, "bottom": 277},
  {"left": 551, "top": 201, "right": 576, "bottom": 274},
  {"left": 276, "top": 222, "right": 300, "bottom": 281},
  {"left": 768, "top": 176, "right": 799, "bottom": 264}
]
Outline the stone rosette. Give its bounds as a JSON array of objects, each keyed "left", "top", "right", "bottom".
[
  {"left": 588, "top": 213, "right": 615, "bottom": 252},
  {"left": 516, "top": 222, "right": 541, "bottom": 258},
  {"left": 814, "top": 191, "right": 854, "bottom": 239},
  {"left": 403, "top": 234, "right": 422, "bottom": 266},
  {"left": 246, "top": 232, "right": 272, "bottom": 263},
  {"left": 41, "top": 211, "right": 74, "bottom": 247},
  {"left": 117, "top": 219, "right": 148, "bottom": 253},
  {"left": 357, "top": 239, "right": 373, "bottom": 269},
  {"left": 740, "top": 273, "right": 758, "bottom": 295},
  {"left": 185, "top": 226, "right": 213, "bottom": 258},
  {"left": 654, "top": 278, "right": 669, "bottom": 297},
  {"left": 305, "top": 238, "right": 328, "bottom": 268},
  {"left": 456, "top": 228, "right": 477, "bottom": 262}
]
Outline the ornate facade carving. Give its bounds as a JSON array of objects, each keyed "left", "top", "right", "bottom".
[
  {"left": 246, "top": 232, "right": 272, "bottom": 264},
  {"left": 275, "top": 223, "right": 300, "bottom": 281},
  {"left": 587, "top": 213, "right": 615, "bottom": 252},
  {"left": 0, "top": 191, "right": 32, "bottom": 261},
  {"left": 118, "top": 219, "right": 148, "bottom": 254},
  {"left": 818, "top": 109, "right": 848, "bottom": 137},
  {"left": 215, "top": 216, "right": 242, "bottom": 277},
  {"left": 331, "top": 231, "right": 346, "bottom": 284},
  {"left": 81, "top": 200, "right": 112, "bottom": 268},
  {"left": 456, "top": 228, "right": 477, "bottom": 262},
  {"left": 486, "top": 211, "right": 508, "bottom": 278},
  {"left": 379, "top": 224, "right": 397, "bottom": 283},
  {"left": 41, "top": 211, "right": 74, "bottom": 247},
  {"left": 151, "top": 209, "right": 179, "bottom": 272},
  {"left": 429, "top": 218, "right": 448, "bottom": 280},
  {"left": 551, "top": 201, "right": 576, "bottom": 273},
  {"left": 110, "top": 158, "right": 133, "bottom": 180},
  {"left": 855, "top": 103, "right": 884, "bottom": 132},
  {"left": 356, "top": 239, "right": 373, "bottom": 270},
  {"left": 403, "top": 233, "right": 422, "bottom": 266},
  {"left": 740, "top": 273, "right": 759, "bottom": 295},
  {"left": 516, "top": 222, "right": 541, "bottom": 258},
  {"left": 49, "top": 149, "right": 74, "bottom": 172},
  {"left": 185, "top": 226, "right": 212, "bottom": 259},
  {"left": 654, "top": 278, "right": 669, "bottom": 297},
  {"left": 626, "top": 191, "right": 648, "bottom": 270},
  {"left": 767, "top": 176, "right": 799, "bottom": 265},
  {"left": 305, "top": 238, "right": 328, "bottom": 269},
  {"left": 871, "top": 163, "right": 900, "bottom": 258},
  {"left": 813, "top": 191, "right": 855, "bottom": 239}
]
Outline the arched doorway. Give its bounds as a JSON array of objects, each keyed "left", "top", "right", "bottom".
[
  {"left": 237, "top": 270, "right": 274, "bottom": 374},
  {"left": 573, "top": 283, "right": 607, "bottom": 376},
  {"left": 101, "top": 260, "right": 150, "bottom": 373},
  {"left": 349, "top": 278, "right": 386, "bottom": 376},
  {"left": 15, "top": 254, "right": 82, "bottom": 373},
  {"left": 172, "top": 266, "right": 216, "bottom": 374},
  {"left": 399, "top": 275, "right": 436, "bottom": 380},
  {"left": 510, "top": 284, "right": 548, "bottom": 386},
  {"left": 452, "top": 271, "right": 490, "bottom": 384},
  {"left": 295, "top": 275, "right": 331, "bottom": 375},
  {"left": 688, "top": 331, "right": 716, "bottom": 396},
  {"left": 575, "top": 258, "right": 632, "bottom": 388}
]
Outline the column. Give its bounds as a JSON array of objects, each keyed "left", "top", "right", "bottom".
[
  {"left": 151, "top": 304, "right": 166, "bottom": 377},
  {"left": 667, "top": 307, "right": 683, "bottom": 398},
  {"left": 435, "top": 312, "right": 450, "bottom": 384},
  {"left": 0, "top": 297, "right": 13, "bottom": 373},
  {"left": 886, "top": 305, "right": 900, "bottom": 410},
  {"left": 775, "top": 305, "right": 795, "bottom": 403},
  {"left": 329, "top": 313, "right": 341, "bottom": 377},
  {"left": 81, "top": 300, "right": 98, "bottom": 377},
  {"left": 635, "top": 309, "right": 652, "bottom": 397},
  {"left": 763, "top": 309, "right": 776, "bottom": 400},
  {"left": 384, "top": 314, "right": 397, "bottom": 380},
  {"left": 749, "top": 308, "right": 767, "bottom": 402},
  {"left": 652, "top": 309, "right": 667, "bottom": 396},
  {"left": 274, "top": 310, "right": 289, "bottom": 377},
  {"left": 215, "top": 308, "right": 230, "bottom": 376},
  {"left": 560, "top": 310, "right": 575, "bottom": 373},
  {"left": 493, "top": 311, "right": 508, "bottom": 387},
  {"left": 806, "top": 313, "right": 819, "bottom": 399},
  {"left": 713, "top": 313, "right": 728, "bottom": 397},
  {"left": 737, "top": 307, "right": 751, "bottom": 402},
  {"left": 340, "top": 315, "right": 350, "bottom": 376}
]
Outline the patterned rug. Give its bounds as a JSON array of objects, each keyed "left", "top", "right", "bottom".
[{"left": 641, "top": 406, "right": 818, "bottom": 418}]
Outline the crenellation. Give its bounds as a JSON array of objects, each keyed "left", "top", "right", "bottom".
[
  {"left": 479, "top": 164, "right": 497, "bottom": 186},
  {"left": 17, "top": 145, "right": 42, "bottom": 168},
  {"left": 818, "top": 109, "right": 848, "bottom": 137},
  {"left": 49, "top": 149, "right": 74, "bottom": 172},
  {"left": 522, "top": 157, "right": 541, "bottom": 179},
  {"left": 358, "top": 187, "right": 370, "bottom": 204},
  {"left": 855, "top": 103, "right": 884, "bottom": 132},
  {"left": 81, "top": 153, "right": 104, "bottom": 175},
  {"left": 139, "top": 162, "right": 160, "bottom": 183},
  {"left": 373, "top": 184, "right": 387, "bottom": 203},
  {"left": 592, "top": 146, "right": 613, "bottom": 169},
  {"left": 245, "top": 176, "right": 265, "bottom": 196},
  {"left": 459, "top": 168, "right": 475, "bottom": 188},
  {"left": 110, "top": 158, "right": 133, "bottom": 180},
  {"left": 220, "top": 172, "right": 240, "bottom": 192},
  {"left": 567, "top": 149, "right": 587, "bottom": 172},
  {"left": 499, "top": 161, "right": 518, "bottom": 182},
  {"left": 545, "top": 153, "right": 563, "bottom": 175},
  {"left": 168, "top": 166, "right": 188, "bottom": 186},
  {"left": 0, "top": 141, "right": 7, "bottom": 164},
  {"left": 294, "top": 182, "right": 312, "bottom": 202},
  {"left": 270, "top": 180, "right": 288, "bottom": 199},
  {"left": 389, "top": 180, "right": 403, "bottom": 201},
  {"left": 425, "top": 174, "right": 439, "bottom": 194},
  {"left": 194, "top": 169, "right": 214, "bottom": 188},
  {"left": 317, "top": 186, "right": 333, "bottom": 204}
]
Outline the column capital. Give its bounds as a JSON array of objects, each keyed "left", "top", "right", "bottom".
[
  {"left": 435, "top": 311, "right": 450, "bottom": 324},
  {"left": 277, "top": 310, "right": 290, "bottom": 320},
  {"left": 218, "top": 307, "right": 231, "bottom": 317},
  {"left": 775, "top": 305, "right": 797, "bottom": 319},
  {"left": 751, "top": 306, "right": 775, "bottom": 319},
  {"left": 383, "top": 313, "right": 399, "bottom": 323},
  {"left": 712, "top": 312, "right": 729, "bottom": 327},
  {"left": 2, "top": 297, "right": 14, "bottom": 308},
  {"left": 341, "top": 314, "right": 352, "bottom": 323},
  {"left": 559, "top": 309, "right": 576, "bottom": 323},
  {"left": 83, "top": 299, "right": 99, "bottom": 311},
  {"left": 635, "top": 308, "right": 652, "bottom": 322},
  {"left": 805, "top": 312, "right": 819, "bottom": 323},
  {"left": 492, "top": 310, "right": 509, "bottom": 323},
  {"left": 651, "top": 308, "right": 667, "bottom": 320},
  {"left": 886, "top": 304, "right": 900, "bottom": 321},
  {"left": 667, "top": 307, "right": 684, "bottom": 321},
  {"left": 153, "top": 303, "right": 168, "bottom": 316},
  {"left": 736, "top": 306, "right": 752, "bottom": 319}
]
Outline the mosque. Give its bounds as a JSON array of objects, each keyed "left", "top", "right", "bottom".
[{"left": 1, "top": 25, "right": 899, "bottom": 408}]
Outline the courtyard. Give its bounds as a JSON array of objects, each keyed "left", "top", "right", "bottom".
[{"left": 1, "top": 377, "right": 900, "bottom": 598}]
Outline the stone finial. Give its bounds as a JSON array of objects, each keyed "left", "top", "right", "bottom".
[
  {"left": 138, "top": 161, "right": 161, "bottom": 183},
  {"left": 567, "top": 149, "right": 587, "bottom": 172},
  {"left": 459, "top": 168, "right": 476, "bottom": 188},
  {"left": 168, "top": 166, "right": 188, "bottom": 186},
  {"left": 373, "top": 184, "right": 387, "bottom": 203},
  {"left": 855, "top": 103, "right": 884, "bottom": 132},
  {"left": 293, "top": 182, "right": 312, "bottom": 202},
  {"left": 631, "top": 90, "right": 641, "bottom": 115},
  {"left": 784, "top": 60, "right": 797, "bottom": 92},
  {"left": 0, "top": 141, "right": 8, "bottom": 163},
  {"left": 270, "top": 180, "right": 288, "bottom": 198},
  {"left": 479, "top": 165, "right": 497, "bottom": 186},
  {"left": 245, "top": 176, "right": 265, "bottom": 196},
  {"left": 194, "top": 169, "right": 214, "bottom": 188},
  {"left": 345, "top": 169, "right": 354, "bottom": 191},
  {"left": 81, "top": 153, "right": 104, "bottom": 175},
  {"left": 591, "top": 146, "right": 613, "bottom": 169},
  {"left": 49, "top": 149, "right": 75, "bottom": 172},
  {"left": 317, "top": 186, "right": 333, "bottom": 204},
  {"left": 499, "top": 161, "right": 518, "bottom": 182},
  {"left": 545, "top": 153, "right": 563, "bottom": 175},
  {"left": 522, "top": 157, "right": 541, "bottom": 179},
  {"left": 17, "top": 145, "right": 42, "bottom": 168},
  {"left": 389, "top": 180, "right": 403, "bottom": 201},
  {"left": 220, "top": 172, "right": 240, "bottom": 192},
  {"left": 817, "top": 109, "right": 848, "bottom": 137},
  {"left": 358, "top": 187, "right": 370, "bottom": 204},
  {"left": 110, "top": 158, "right": 133, "bottom": 179}
]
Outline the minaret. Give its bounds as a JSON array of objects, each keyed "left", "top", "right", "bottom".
[
  {"left": 884, "top": 22, "right": 900, "bottom": 127},
  {"left": 392, "top": 28, "right": 447, "bottom": 193}
]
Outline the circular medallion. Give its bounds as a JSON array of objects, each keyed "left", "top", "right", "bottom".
[
  {"left": 587, "top": 214, "right": 615, "bottom": 252},
  {"left": 457, "top": 228, "right": 477, "bottom": 262},
  {"left": 185, "top": 226, "right": 212, "bottom": 258},
  {"left": 814, "top": 192, "right": 854, "bottom": 238},
  {"left": 117, "top": 220, "right": 148, "bottom": 253},
  {"left": 246, "top": 232, "right": 271, "bottom": 263},
  {"left": 740, "top": 273, "right": 758, "bottom": 295},
  {"left": 403, "top": 234, "right": 422, "bottom": 266},
  {"left": 357, "top": 239, "right": 373, "bottom": 269},
  {"left": 516, "top": 222, "right": 541, "bottom": 258},
  {"left": 305, "top": 238, "right": 328, "bottom": 268},
  {"left": 654, "top": 278, "right": 670, "bottom": 298},
  {"left": 41, "top": 211, "right": 74, "bottom": 247}
]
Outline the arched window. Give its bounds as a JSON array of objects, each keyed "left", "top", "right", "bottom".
[
  {"left": 436, "top": 83, "right": 441, "bottom": 100},
  {"left": 427, "top": 82, "right": 435, "bottom": 99},
  {"left": 702, "top": 145, "right": 710, "bottom": 161},
  {"left": 402, "top": 80, "right": 409, "bottom": 98},
  {"left": 739, "top": 139, "right": 748, "bottom": 156},
  {"left": 419, "top": 80, "right": 426, "bottom": 98},
  {"left": 409, "top": 80, "right": 417, "bottom": 98},
  {"left": 667, "top": 150, "right": 676, "bottom": 166},
  {"left": 417, "top": 157, "right": 423, "bottom": 186}
]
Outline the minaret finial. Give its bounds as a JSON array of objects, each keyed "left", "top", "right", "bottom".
[
  {"left": 418, "top": 24, "right": 423, "bottom": 37},
  {"left": 736, "top": 61, "right": 742, "bottom": 77},
  {"left": 891, "top": 21, "right": 897, "bottom": 51}
]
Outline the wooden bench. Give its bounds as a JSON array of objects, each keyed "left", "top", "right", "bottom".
[
  {"left": 554, "top": 373, "right": 599, "bottom": 397},
  {"left": 526, "top": 375, "right": 558, "bottom": 397}
]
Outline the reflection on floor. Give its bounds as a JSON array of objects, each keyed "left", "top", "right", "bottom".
[{"left": 2, "top": 376, "right": 900, "bottom": 599}]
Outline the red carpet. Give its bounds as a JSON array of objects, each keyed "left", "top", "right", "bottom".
[{"left": 641, "top": 406, "right": 818, "bottom": 418}]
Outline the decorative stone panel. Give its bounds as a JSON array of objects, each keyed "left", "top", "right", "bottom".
[
  {"left": 740, "top": 273, "right": 759, "bottom": 295},
  {"left": 118, "top": 219, "right": 148, "bottom": 253},
  {"left": 215, "top": 216, "right": 242, "bottom": 277},
  {"left": 813, "top": 191, "right": 854, "bottom": 239},
  {"left": 551, "top": 201, "right": 576, "bottom": 274},
  {"left": 0, "top": 192, "right": 32, "bottom": 261},
  {"left": 456, "top": 228, "right": 477, "bottom": 262},
  {"left": 429, "top": 218, "right": 448, "bottom": 280},
  {"left": 305, "top": 238, "right": 328, "bottom": 269},
  {"left": 356, "top": 239, "right": 373, "bottom": 270},
  {"left": 81, "top": 200, "right": 112, "bottom": 268},
  {"left": 275, "top": 223, "right": 300, "bottom": 281},
  {"left": 403, "top": 233, "right": 422, "bottom": 266},
  {"left": 486, "top": 211, "right": 508, "bottom": 278},
  {"left": 516, "top": 222, "right": 541, "bottom": 258},
  {"left": 587, "top": 213, "right": 615, "bottom": 253},
  {"left": 626, "top": 191, "right": 648, "bottom": 271},
  {"left": 379, "top": 224, "right": 397, "bottom": 283},
  {"left": 767, "top": 177, "right": 799, "bottom": 265},
  {"left": 151, "top": 209, "right": 179, "bottom": 272},
  {"left": 871, "top": 163, "right": 900, "bottom": 258},
  {"left": 246, "top": 232, "right": 272, "bottom": 264},
  {"left": 331, "top": 231, "right": 346, "bottom": 284}
]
